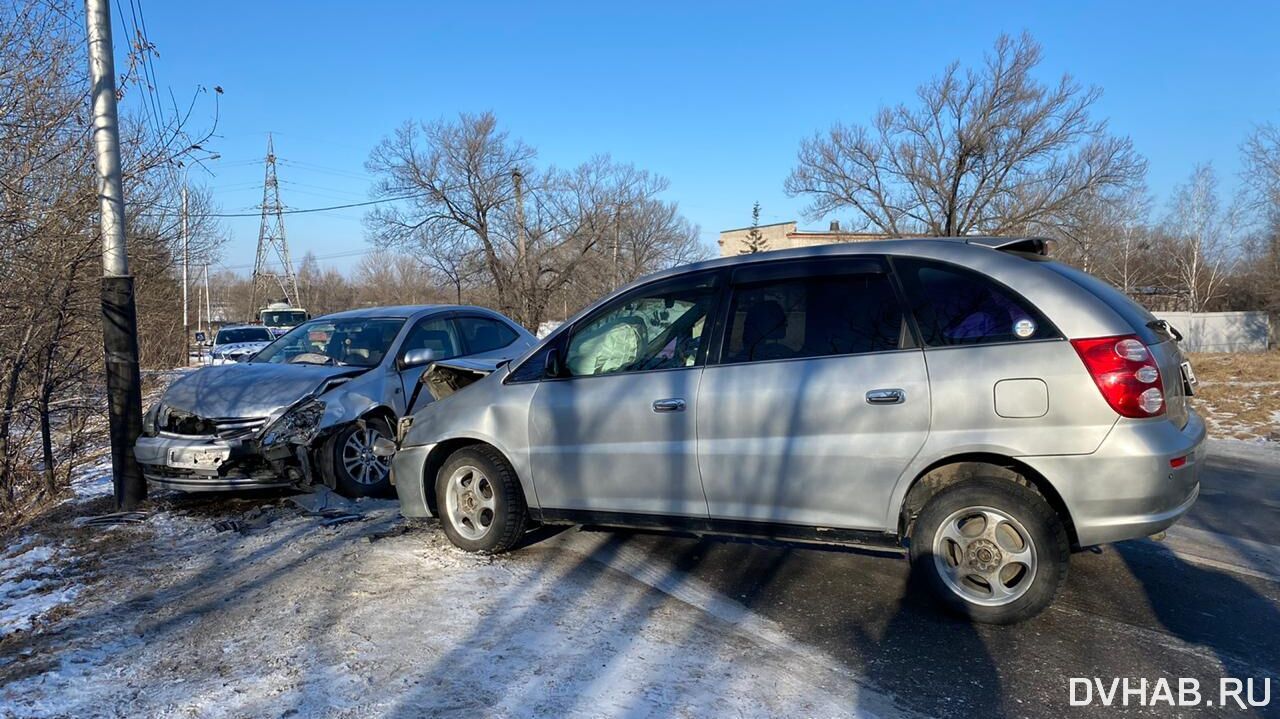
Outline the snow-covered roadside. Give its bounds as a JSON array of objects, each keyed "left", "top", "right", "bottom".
[
  {"left": 1, "top": 487, "right": 909, "bottom": 718},
  {"left": 0, "top": 544, "right": 77, "bottom": 639}
]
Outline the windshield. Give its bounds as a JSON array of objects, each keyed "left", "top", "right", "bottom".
[
  {"left": 251, "top": 317, "right": 405, "bottom": 367},
  {"left": 215, "top": 327, "right": 273, "bottom": 345},
  {"left": 261, "top": 310, "right": 308, "bottom": 328}
]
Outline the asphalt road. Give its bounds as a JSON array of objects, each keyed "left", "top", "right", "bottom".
[{"left": 554, "top": 441, "right": 1280, "bottom": 718}]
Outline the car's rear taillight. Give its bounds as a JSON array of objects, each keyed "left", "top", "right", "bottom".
[{"left": 1071, "top": 335, "right": 1166, "bottom": 418}]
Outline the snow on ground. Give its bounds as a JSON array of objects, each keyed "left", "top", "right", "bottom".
[
  {"left": 0, "top": 544, "right": 77, "bottom": 639},
  {"left": 0, "top": 481, "right": 911, "bottom": 718}
]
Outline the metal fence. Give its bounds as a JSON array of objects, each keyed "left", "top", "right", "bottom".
[{"left": 1153, "top": 311, "right": 1273, "bottom": 352}]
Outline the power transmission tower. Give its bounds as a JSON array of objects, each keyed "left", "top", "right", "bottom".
[{"left": 250, "top": 134, "right": 299, "bottom": 314}]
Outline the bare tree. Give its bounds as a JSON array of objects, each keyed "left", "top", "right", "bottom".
[
  {"left": 365, "top": 113, "right": 532, "bottom": 320},
  {"left": 1053, "top": 185, "right": 1161, "bottom": 292},
  {"left": 785, "top": 33, "right": 1146, "bottom": 238},
  {"left": 1164, "top": 165, "right": 1239, "bottom": 311},
  {"left": 1234, "top": 126, "right": 1280, "bottom": 315},
  {"left": 1242, "top": 124, "right": 1280, "bottom": 212},
  {"left": 365, "top": 113, "right": 704, "bottom": 329}
]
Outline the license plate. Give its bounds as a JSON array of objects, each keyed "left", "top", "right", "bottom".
[
  {"left": 1180, "top": 361, "right": 1198, "bottom": 395},
  {"left": 168, "top": 446, "right": 229, "bottom": 470}
]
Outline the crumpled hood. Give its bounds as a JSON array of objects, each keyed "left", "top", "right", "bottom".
[{"left": 162, "top": 363, "right": 363, "bottom": 418}]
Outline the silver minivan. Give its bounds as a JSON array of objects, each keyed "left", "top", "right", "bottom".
[{"left": 390, "top": 238, "right": 1205, "bottom": 623}]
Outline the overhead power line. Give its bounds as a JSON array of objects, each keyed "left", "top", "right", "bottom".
[
  {"left": 216, "top": 247, "right": 376, "bottom": 272},
  {"left": 142, "top": 193, "right": 425, "bottom": 218}
]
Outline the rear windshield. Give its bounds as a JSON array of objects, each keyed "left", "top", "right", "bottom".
[{"left": 1038, "top": 262, "right": 1172, "bottom": 344}]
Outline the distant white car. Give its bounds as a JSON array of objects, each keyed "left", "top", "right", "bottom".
[{"left": 207, "top": 325, "right": 275, "bottom": 365}]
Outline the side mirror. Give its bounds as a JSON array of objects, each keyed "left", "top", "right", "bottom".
[
  {"left": 401, "top": 347, "right": 437, "bottom": 369},
  {"left": 543, "top": 347, "right": 564, "bottom": 379}
]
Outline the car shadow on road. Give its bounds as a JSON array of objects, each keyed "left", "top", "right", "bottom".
[
  {"left": 854, "top": 568, "right": 1009, "bottom": 718},
  {"left": 1116, "top": 540, "right": 1280, "bottom": 679}
]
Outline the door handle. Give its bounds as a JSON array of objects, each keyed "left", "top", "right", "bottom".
[
  {"left": 865, "top": 388, "right": 905, "bottom": 405},
  {"left": 652, "top": 398, "right": 686, "bottom": 413}
]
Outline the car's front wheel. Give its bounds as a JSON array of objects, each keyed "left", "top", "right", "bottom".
[
  {"left": 435, "top": 445, "right": 528, "bottom": 553},
  {"left": 910, "top": 477, "right": 1069, "bottom": 624},
  {"left": 330, "top": 417, "right": 394, "bottom": 497}
]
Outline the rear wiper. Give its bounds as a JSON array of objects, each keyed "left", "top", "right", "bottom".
[{"left": 1147, "top": 319, "right": 1183, "bottom": 342}]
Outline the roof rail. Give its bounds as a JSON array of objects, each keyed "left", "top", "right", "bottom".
[{"left": 964, "top": 236, "right": 1052, "bottom": 256}]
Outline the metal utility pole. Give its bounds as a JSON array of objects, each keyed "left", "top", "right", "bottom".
[
  {"left": 250, "top": 134, "right": 300, "bottom": 313},
  {"left": 203, "top": 264, "right": 211, "bottom": 330},
  {"left": 613, "top": 202, "right": 621, "bottom": 290},
  {"left": 85, "top": 0, "right": 145, "bottom": 509},
  {"left": 181, "top": 185, "right": 189, "bottom": 366},
  {"left": 196, "top": 268, "right": 203, "bottom": 335},
  {"left": 512, "top": 168, "right": 526, "bottom": 321}
]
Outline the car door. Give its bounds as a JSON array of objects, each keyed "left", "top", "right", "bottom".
[
  {"left": 695, "top": 257, "right": 931, "bottom": 531},
  {"left": 527, "top": 270, "right": 722, "bottom": 517},
  {"left": 395, "top": 313, "right": 463, "bottom": 414}
]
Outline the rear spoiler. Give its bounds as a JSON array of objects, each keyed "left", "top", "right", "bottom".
[{"left": 965, "top": 237, "right": 1052, "bottom": 256}]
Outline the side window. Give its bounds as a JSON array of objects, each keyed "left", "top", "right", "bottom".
[
  {"left": 721, "top": 272, "right": 904, "bottom": 365},
  {"left": 457, "top": 316, "right": 519, "bottom": 354},
  {"left": 564, "top": 273, "right": 718, "bottom": 377},
  {"left": 894, "top": 258, "right": 1054, "bottom": 347},
  {"left": 399, "top": 316, "right": 461, "bottom": 361}
]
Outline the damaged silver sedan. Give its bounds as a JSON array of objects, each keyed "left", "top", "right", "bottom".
[{"left": 134, "top": 305, "right": 534, "bottom": 496}]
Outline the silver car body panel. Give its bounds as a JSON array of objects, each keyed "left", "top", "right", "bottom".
[
  {"left": 137, "top": 305, "right": 535, "bottom": 490},
  {"left": 529, "top": 366, "right": 707, "bottom": 516},
  {"left": 394, "top": 238, "right": 1205, "bottom": 547},
  {"left": 697, "top": 349, "right": 930, "bottom": 529},
  {"left": 1019, "top": 410, "right": 1206, "bottom": 546}
]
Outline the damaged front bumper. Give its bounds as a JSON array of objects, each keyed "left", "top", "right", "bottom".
[
  {"left": 135, "top": 434, "right": 299, "bottom": 491},
  {"left": 135, "top": 426, "right": 331, "bottom": 492},
  {"left": 137, "top": 396, "right": 333, "bottom": 493}
]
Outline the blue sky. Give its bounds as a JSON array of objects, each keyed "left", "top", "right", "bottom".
[{"left": 131, "top": 1, "right": 1280, "bottom": 272}]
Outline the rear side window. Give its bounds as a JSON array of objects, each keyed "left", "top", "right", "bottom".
[
  {"left": 894, "top": 258, "right": 1055, "bottom": 347},
  {"left": 400, "top": 316, "right": 462, "bottom": 361},
  {"left": 457, "top": 316, "right": 519, "bottom": 354},
  {"left": 720, "top": 272, "right": 905, "bottom": 364}
]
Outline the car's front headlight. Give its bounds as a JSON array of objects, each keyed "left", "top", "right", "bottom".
[
  {"left": 260, "top": 398, "right": 326, "bottom": 447},
  {"left": 141, "top": 403, "right": 162, "bottom": 437}
]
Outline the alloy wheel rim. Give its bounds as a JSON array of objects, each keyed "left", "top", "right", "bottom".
[
  {"left": 341, "top": 427, "right": 390, "bottom": 485},
  {"left": 444, "top": 465, "right": 496, "bottom": 541},
  {"left": 932, "top": 505, "right": 1037, "bottom": 607}
]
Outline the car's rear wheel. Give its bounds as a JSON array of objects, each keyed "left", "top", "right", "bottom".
[
  {"left": 330, "top": 417, "right": 394, "bottom": 498},
  {"left": 910, "top": 477, "right": 1068, "bottom": 624},
  {"left": 435, "top": 445, "right": 528, "bottom": 554}
]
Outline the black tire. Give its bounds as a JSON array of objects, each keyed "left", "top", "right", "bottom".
[
  {"left": 909, "top": 477, "right": 1069, "bottom": 624},
  {"left": 435, "top": 445, "right": 528, "bottom": 554},
  {"left": 328, "top": 416, "right": 394, "bottom": 498}
]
